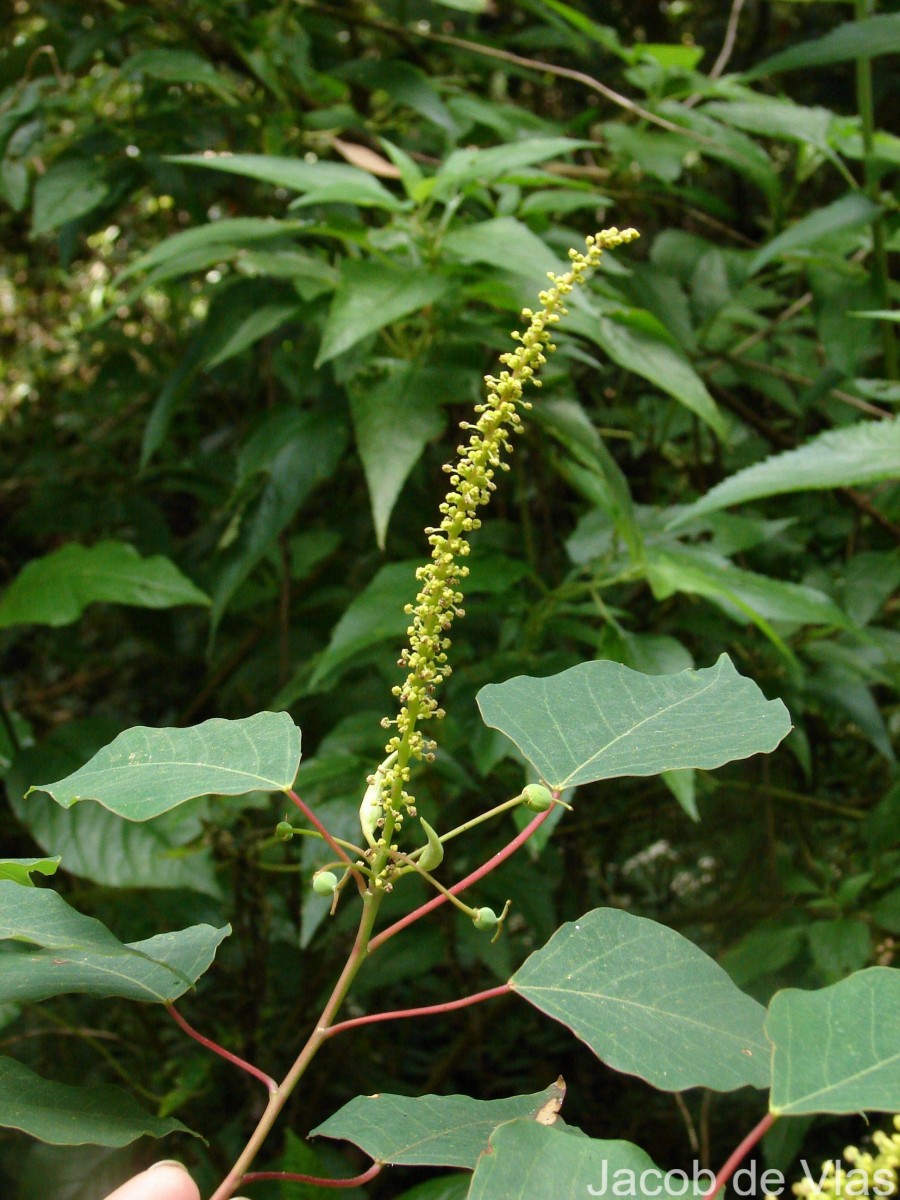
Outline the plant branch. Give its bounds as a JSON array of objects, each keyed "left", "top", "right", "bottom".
[
  {"left": 286, "top": 789, "right": 354, "bottom": 866},
  {"left": 369, "top": 804, "right": 555, "bottom": 952},
  {"left": 323, "top": 985, "right": 510, "bottom": 1038},
  {"left": 241, "top": 1163, "right": 383, "bottom": 1188},
  {"left": 702, "top": 1111, "right": 775, "bottom": 1200},
  {"left": 167, "top": 1004, "right": 277, "bottom": 1093}
]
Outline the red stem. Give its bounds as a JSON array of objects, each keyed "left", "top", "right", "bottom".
[
  {"left": 241, "top": 1162, "right": 383, "bottom": 1188},
  {"left": 703, "top": 1112, "right": 775, "bottom": 1200},
  {"left": 323, "top": 984, "right": 510, "bottom": 1038},
  {"left": 167, "top": 1004, "right": 277, "bottom": 1093},
  {"left": 287, "top": 788, "right": 353, "bottom": 865},
  {"left": 369, "top": 805, "right": 554, "bottom": 951}
]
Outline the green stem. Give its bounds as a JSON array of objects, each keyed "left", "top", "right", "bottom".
[
  {"left": 208, "top": 890, "right": 383, "bottom": 1200},
  {"left": 855, "top": 0, "right": 897, "bottom": 378},
  {"left": 411, "top": 795, "right": 524, "bottom": 852}
]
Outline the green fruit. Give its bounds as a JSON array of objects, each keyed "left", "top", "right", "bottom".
[
  {"left": 312, "top": 871, "right": 339, "bottom": 896},
  {"left": 417, "top": 818, "right": 445, "bottom": 872},
  {"left": 522, "top": 783, "right": 553, "bottom": 812},
  {"left": 275, "top": 820, "right": 294, "bottom": 841},
  {"left": 472, "top": 906, "right": 499, "bottom": 931}
]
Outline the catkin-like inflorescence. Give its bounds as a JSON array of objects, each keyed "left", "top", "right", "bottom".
[
  {"left": 767, "top": 1117, "right": 900, "bottom": 1200},
  {"left": 377, "top": 228, "right": 640, "bottom": 828}
]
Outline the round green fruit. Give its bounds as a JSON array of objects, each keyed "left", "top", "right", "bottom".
[
  {"left": 522, "top": 783, "right": 553, "bottom": 812},
  {"left": 312, "top": 871, "right": 339, "bottom": 896},
  {"left": 275, "top": 820, "right": 294, "bottom": 841},
  {"left": 472, "top": 906, "right": 499, "bottom": 931}
]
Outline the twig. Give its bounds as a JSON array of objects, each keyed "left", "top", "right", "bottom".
[
  {"left": 702, "top": 1112, "right": 775, "bottom": 1200},
  {"left": 724, "top": 353, "right": 889, "bottom": 419},
  {"left": 241, "top": 1163, "right": 383, "bottom": 1188},
  {"left": 323, "top": 984, "right": 510, "bottom": 1038},
  {"left": 167, "top": 1004, "right": 277, "bottom": 1093}
]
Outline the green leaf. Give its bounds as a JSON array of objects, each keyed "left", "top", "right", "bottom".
[
  {"left": 8, "top": 722, "right": 220, "bottom": 895},
  {"left": 645, "top": 546, "right": 852, "bottom": 629},
  {"left": 0, "top": 857, "right": 60, "bottom": 886},
  {"left": 166, "top": 153, "right": 404, "bottom": 211},
  {"left": 807, "top": 918, "right": 872, "bottom": 983},
  {"left": 205, "top": 300, "right": 300, "bottom": 368},
  {"left": 767, "top": 968, "right": 900, "bottom": 1115},
  {"left": 211, "top": 409, "right": 347, "bottom": 628},
  {"left": 477, "top": 654, "right": 791, "bottom": 791},
  {"left": 749, "top": 194, "right": 881, "bottom": 276},
  {"left": 27, "top": 711, "right": 302, "bottom": 821},
  {"left": 510, "top": 908, "right": 771, "bottom": 1091},
  {"left": 32, "top": 159, "right": 108, "bottom": 235},
  {"left": 442, "top": 217, "right": 560, "bottom": 284},
  {"left": 392, "top": 1175, "right": 469, "bottom": 1200},
  {"left": 309, "top": 561, "right": 419, "bottom": 688},
  {"left": 350, "top": 362, "right": 447, "bottom": 548},
  {"left": 671, "top": 420, "right": 900, "bottom": 525},
  {"left": 0, "top": 541, "right": 210, "bottom": 629},
  {"left": 432, "top": 138, "right": 594, "bottom": 199},
  {"left": 566, "top": 306, "right": 727, "bottom": 439},
  {"left": 469, "top": 1121, "right": 664, "bottom": 1200},
  {"left": 123, "top": 49, "right": 238, "bottom": 103},
  {"left": 315, "top": 261, "right": 451, "bottom": 367},
  {"left": 311, "top": 1080, "right": 566, "bottom": 1168},
  {"left": 702, "top": 100, "right": 835, "bottom": 153},
  {"left": 0, "top": 1057, "right": 194, "bottom": 1146},
  {"left": 0, "top": 882, "right": 228, "bottom": 1003},
  {"left": 748, "top": 14, "right": 900, "bottom": 77}
]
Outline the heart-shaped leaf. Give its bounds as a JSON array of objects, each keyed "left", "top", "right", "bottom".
[
  {"left": 767, "top": 968, "right": 900, "bottom": 1115},
  {"left": 510, "top": 908, "right": 770, "bottom": 1092},
  {"left": 27, "top": 711, "right": 301, "bottom": 821},
  {"left": 477, "top": 654, "right": 790, "bottom": 790},
  {"left": 311, "top": 1080, "right": 566, "bottom": 1168}
]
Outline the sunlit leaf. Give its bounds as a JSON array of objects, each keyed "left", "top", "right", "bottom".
[
  {"left": 0, "top": 857, "right": 60, "bottom": 886},
  {"left": 0, "top": 542, "right": 209, "bottom": 629}
]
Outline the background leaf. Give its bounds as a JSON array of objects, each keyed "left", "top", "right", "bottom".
[
  {"left": 0, "top": 857, "right": 60, "bottom": 886},
  {"left": 0, "top": 1057, "right": 194, "bottom": 1146},
  {"left": 0, "top": 542, "right": 209, "bottom": 629},
  {"left": 510, "top": 908, "right": 771, "bottom": 1092}
]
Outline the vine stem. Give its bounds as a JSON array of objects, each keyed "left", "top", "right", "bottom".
[
  {"left": 167, "top": 1004, "right": 276, "bottom": 1093},
  {"left": 702, "top": 1112, "right": 776, "bottom": 1200},
  {"left": 208, "top": 892, "right": 383, "bottom": 1200},
  {"left": 369, "top": 804, "right": 555, "bottom": 952},
  {"left": 323, "top": 984, "right": 510, "bottom": 1038}
]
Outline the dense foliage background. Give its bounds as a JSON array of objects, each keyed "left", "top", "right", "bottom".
[{"left": 1, "top": 1, "right": 898, "bottom": 1197}]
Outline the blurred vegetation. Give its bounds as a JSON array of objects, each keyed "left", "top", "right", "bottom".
[{"left": 0, "top": 1, "right": 898, "bottom": 1196}]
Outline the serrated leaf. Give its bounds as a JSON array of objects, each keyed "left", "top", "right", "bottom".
[
  {"left": 566, "top": 305, "right": 727, "bottom": 439},
  {"left": 469, "top": 1121, "right": 662, "bottom": 1200},
  {"left": 432, "top": 137, "right": 595, "bottom": 199},
  {"left": 0, "top": 857, "right": 61, "bottom": 886},
  {"left": 477, "top": 654, "right": 790, "bottom": 790},
  {"left": 166, "top": 153, "right": 404, "bottom": 211},
  {"left": 311, "top": 1081, "right": 566, "bottom": 1168},
  {"left": 0, "top": 541, "right": 210, "bottom": 629},
  {"left": 767, "top": 968, "right": 900, "bottom": 1114},
  {"left": 646, "top": 545, "right": 851, "bottom": 629},
  {"left": 0, "top": 882, "right": 228, "bottom": 1003},
  {"left": 27, "top": 711, "right": 302, "bottom": 820},
  {"left": 315, "top": 261, "right": 451, "bottom": 367},
  {"left": 749, "top": 193, "right": 881, "bottom": 276},
  {"left": 32, "top": 159, "right": 108, "bottom": 235},
  {"left": 748, "top": 14, "right": 900, "bottom": 77},
  {"left": 442, "top": 217, "right": 560, "bottom": 284},
  {"left": 671, "top": 420, "right": 900, "bottom": 525},
  {"left": 0, "top": 1057, "right": 194, "bottom": 1146},
  {"left": 510, "top": 909, "right": 771, "bottom": 1091}
]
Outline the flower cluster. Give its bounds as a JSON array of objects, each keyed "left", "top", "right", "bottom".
[
  {"left": 374, "top": 228, "right": 640, "bottom": 836},
  {"left": 780, "top": 1118, "right": 900, "bottom": 1200}
]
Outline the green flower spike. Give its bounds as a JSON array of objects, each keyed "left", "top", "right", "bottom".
[{"left": 372, "top": 228, "right": 640, "bottom": 859}]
